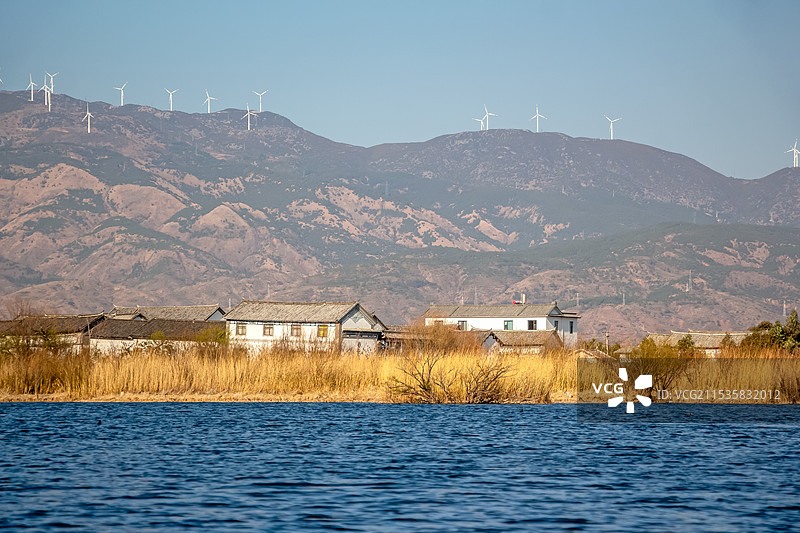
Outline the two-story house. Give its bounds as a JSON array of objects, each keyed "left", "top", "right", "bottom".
[
  {"left": 225, "top": 300, "right": 386, "bottom": 353},
  {"left": 423, "top": 302, "right": 580, "bottom": 347}
]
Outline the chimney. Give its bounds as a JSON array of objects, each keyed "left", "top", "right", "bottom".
[{"left": 522, "top": 293, "right": 526, "bottom": 304}]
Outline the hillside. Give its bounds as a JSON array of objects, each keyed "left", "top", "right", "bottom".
[{"left": 0, "top": 89, "right": 798, "bottom": 338}]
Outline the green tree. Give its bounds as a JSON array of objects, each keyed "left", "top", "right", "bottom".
[{"left": 676, "top": 334, "right": 695, "bottom": 356}]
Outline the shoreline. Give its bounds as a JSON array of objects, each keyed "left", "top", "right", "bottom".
[{"left": 0, "top": 391, "right": 578, "bottom": 403}]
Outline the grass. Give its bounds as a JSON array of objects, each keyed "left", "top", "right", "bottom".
[
  {"left": 0, "top": 343, "right": 579, "bottom": 403},
  {"left": 1, "top": 340, "right": 797, "bottom": 403}
]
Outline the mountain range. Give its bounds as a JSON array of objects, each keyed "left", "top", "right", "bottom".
[{"left": 1, "top": 90, "right": 798, "bottom": 340}]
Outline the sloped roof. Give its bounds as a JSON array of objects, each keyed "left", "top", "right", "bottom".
[
  {"left": 109, "top": 305, "right": 224, "bottom": 321},
  {"left": 647, "top": 331, "right": 750, "bottom": 349},
  {"left": 0, "top": 314, "right": 105, "bottom": 336},
  {"left": 224, "top": 300, "right": 362, "bottom": 323},
  {"left": 424, "top": 303, "right": 579, "bottom": 319},
  {"left": 488, "top": 330, "right": 564, "bottom": 347},
  {"left": 91, "top": 319, "right": 224, "bottom": 340}
]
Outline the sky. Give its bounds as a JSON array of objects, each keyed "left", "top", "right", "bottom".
[{"left": 1, "top": 0, "right": 799, "bottom": 179}]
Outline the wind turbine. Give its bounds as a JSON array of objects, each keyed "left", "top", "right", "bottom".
[
  {"left": 26, "top": 74, "right": 37, "bottom": 101},
  {"left": 529, "top": 105, "right": 547, "bottom": 133},
  {"left": 46, "top": 72, "right": 59, "bottom": 93},
  {"left": 82, "top": 103, "right": 93, "bottom": 133},
  {"left": 473, "top": 117, "right": 485, "bottom": 131},
  {"left": 0, "top": 67, "right": 4, "bottom": 84},
  {"left": 38, "top": 82, "right": 51, "bottom": 111},
  {"left": 482, "top": 104, "right": 497, "bottom": 130},
  {"left": 242, "top": 103, "right": 257, "bottom": 130},
  {"left": 253, "top": 90, "right": 268, "bottom": 112},
  {"left": 165, "top": 88, "right": 178, "bottom": 111},
  {"left": 203, "top": 89, "right": 216, "bottom": 114},
  {"left": 604, "top": 114, "right": 621, "bottom": 139},
  {"left": 114, "top": 82, "right": 127, "bottom": 106},
  {"left": 787, "top": 139, "right": 800, "bottom": 168}
]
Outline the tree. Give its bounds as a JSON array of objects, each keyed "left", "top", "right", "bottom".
[{"left": 676, "top": 334, "right": 695, "bottom": 356}]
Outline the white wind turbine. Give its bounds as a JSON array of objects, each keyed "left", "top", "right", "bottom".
[
  {"left": 253, "top": 90, "right": 268, "bottom": 112},
  {"left": 604, "top": 114, "right": 621, "bottom": 139},
  {"left": 82, "top": 103, "right": 93, "bottom": 133},
  {"left": 38, "top": 81, "right": 52, "bottom": 111},
  {"left": 481, "top": 104, "right": 497, "bottom": 130},
  {"left": 529, "top": 105, "right": 547, "bottom": 133},
  {"left": 242, "top": 103, "right": 257, "bottom": 130},
  {"left": 165, "top": 88, "right": 178, "bottom": 111},
  {"left": 203, "top": 89, "right": 216, "bottom": 114},
  {"left": 0, "top": 67, "right": 4, "bottom": 84},
  {"left": 114, "top": 82, "right": 127, "bottom": 106},
  {"left": 26, "top": 74, "right": 38, "bottom": 101},
  {"left": 787, "top": 139, "right": 800, "bottom": 168},
  {"left": 473, "top": 117, "right": 485, "bottom": 131},
  {"left": 46, "top": 72, "right": 59, "bottom": 93}
]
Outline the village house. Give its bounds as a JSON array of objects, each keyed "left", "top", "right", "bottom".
[
  {"left": 423, "top": 301, "right": 580, "bottom": 347},
  {"left": 0, "top": 314, "right": 105, "bottom": 352},
  {"left": 89, "top": 319, "right": 225, "bottom": 355},
  {"left": 645, "top": 330, "right": 750, "bottom": 357},
  {"left": 482, "top": 330, "right": 564, "bottom": 355},
  {"left": 224, "top": 300, "right": 386, "bottom": 353},
  {"left": 107, "top": 305, "right": 226, "bottom": 321}
]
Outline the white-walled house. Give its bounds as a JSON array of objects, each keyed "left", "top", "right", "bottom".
[
  {"left": 423, "top": 302, "right": 580, "bottom": 347},
  {"left": 225, "top": 300, "right": 386, "bottom": 353}
]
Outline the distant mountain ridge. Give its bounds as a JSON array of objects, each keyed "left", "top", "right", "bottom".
[{"left": 0, "top": 90, "right": 798, "bottom": 338}]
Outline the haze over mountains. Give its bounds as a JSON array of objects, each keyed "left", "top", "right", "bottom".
[{"left": 1, "top": 90, "right": 799, "bottom": 339}]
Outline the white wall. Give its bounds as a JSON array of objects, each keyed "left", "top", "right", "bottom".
[
  {"left": 228, "top": 321, "right": 338, "bottom": 350},
  {"left": 426, "top": 315, "right": 578, "bottom": 347}
]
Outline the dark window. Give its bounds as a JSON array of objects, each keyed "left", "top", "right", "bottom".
[
  {"left": 528, "top": 320, "right": 537, "bottom": 330},
  {"left": 570, "top": 321, "right": 574, "bottom": 334},
  {"left": 458, "top": 320, "right": 467, "bottom": 331},
  {"left": 236, "top": 323, "right": 246, "bottom": 336},
  {"left": 263, "top": 324, "right": 273, "bottom": 337},
  {"left": 291, "top": 324, "right": 301, "bottom": 337},
  {"left": 554, "top": 320, "right": 559, "bottom": 330},
  {"left": 504, "top": 320, "right": 513, "bottom": 331}
]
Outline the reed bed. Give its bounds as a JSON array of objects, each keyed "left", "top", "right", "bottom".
[
  {"left": 2, "top": 343, "right": 797, "bottom": 403},
  {"left": 0, "top": 345, "right": 579, "bottom": 403}
]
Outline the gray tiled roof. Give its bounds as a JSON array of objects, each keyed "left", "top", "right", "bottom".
[
  {"left": 224, "top": 300, "right": 361, "bottom": 323},
  {"left": 91, "top": 319, "right": 224, "bottom": 340},
  {"left": 647, "top": 331, "right": 750, "bottom": 349},
  {"left": 109, "top": 305, "right": 224, "bottom": 321},
  {"left": 424, "top": 304, "right": 565, "bottom": 319},
  {"left": 0, "top": 314, "right": 105, "bottom": 335},
  {"left": 489, "top": 330, "right": 563, "bottom": 347}
]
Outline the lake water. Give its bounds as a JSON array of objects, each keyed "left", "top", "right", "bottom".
[{"left": 1, "top": 403, "right": 799, "bottom": 531}]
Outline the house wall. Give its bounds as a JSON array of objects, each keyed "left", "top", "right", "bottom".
[
  {"left": 427, "top": 316, "right": 578, "bottom": 347},
  {"left": 90, "top": 338, "right": 201, "bottom": 355},
  {"left": 227, "top": 321, "right": 339, "bottom": 351}
]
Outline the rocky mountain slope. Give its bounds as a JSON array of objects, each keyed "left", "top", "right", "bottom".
[{"left": 0, "top": 90, "right": 798, "bottom": 338}]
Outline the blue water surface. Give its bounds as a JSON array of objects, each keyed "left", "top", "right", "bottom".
[{"left": 1, "top": 403, "right": 799, "bottom": 531}]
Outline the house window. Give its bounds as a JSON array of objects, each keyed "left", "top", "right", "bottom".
[
  {"left": 263, "top": 324, "right": 273, "bottom": 337},
  {"left": 554, "top": 320, "right": 559, "bottom": 330},
  {"left": 236, "top": 323, "right": 246, "bottom": 336},
  {"left": 528, "top": 320, "right": 537, "bottom": 331},
  {"left": 290, "top": 324, "right": 301, "bottom": 337},
  {"left": 434, "top": 320, "right": 443, "bottom": 326},
  {"left": 570, "top": 321, "right": 574, "bottom": 334},
  {"left": 458, "top": 320, "right": 468, "bottom": 331},
  {"left": 504, "top": 320, "right": 513, "bottom": 331},
  {"left": 318, "top": 324, "right": 328, "bottom": 338}
]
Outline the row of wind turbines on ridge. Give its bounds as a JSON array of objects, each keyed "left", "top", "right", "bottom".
[
  {"left": 475, "top": 103, "right": 621, "bottom": 140},
  {"left": 9, "top": 71, "right": 800, "bottom": 167}
]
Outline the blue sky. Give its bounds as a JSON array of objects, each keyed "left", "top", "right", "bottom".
[{"left": 1, "top": 0, "right": 799, "bottom": 179}]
